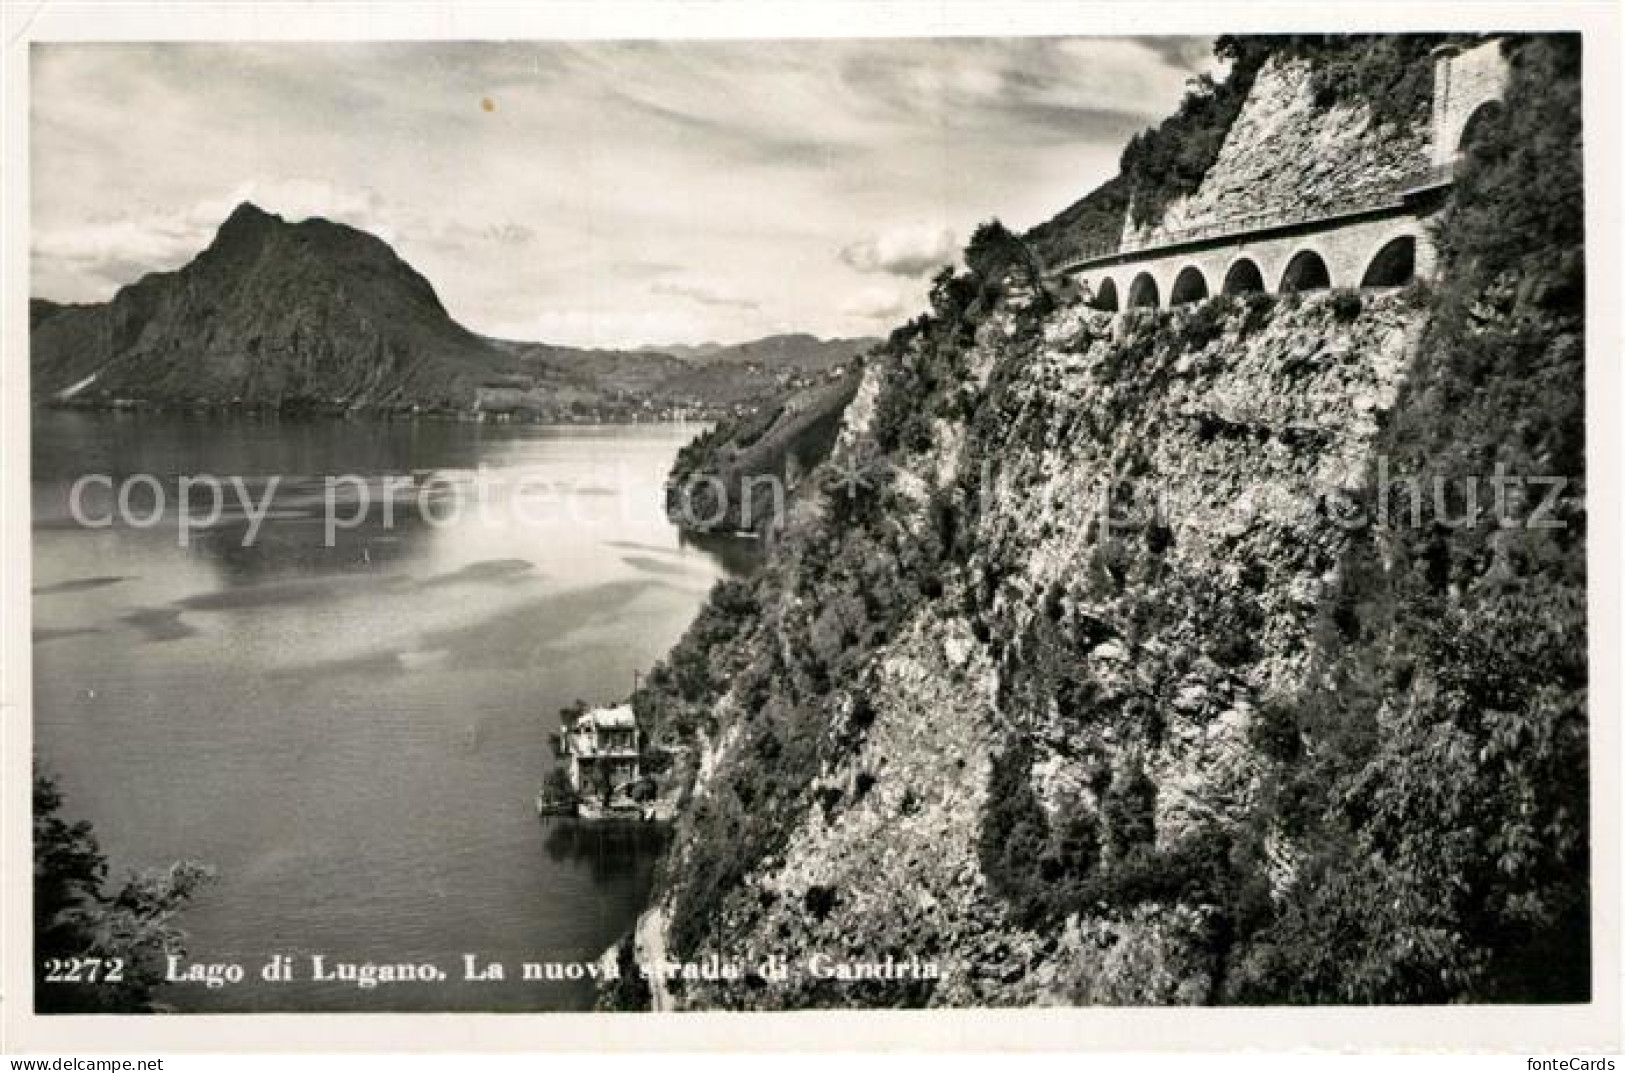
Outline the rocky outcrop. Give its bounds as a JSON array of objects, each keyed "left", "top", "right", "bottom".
[
  {"left": 637, "top": 286, "right": 1424, "bottom": 1008},
  {"left": 1123, "top": 56, "right": 1431, "bottom": 247}
]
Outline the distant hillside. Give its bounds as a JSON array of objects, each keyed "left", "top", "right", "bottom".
[
  {"left": 636, "top": 334, "right": 872, "bottom": 367},
  {"left": 31, "top": 298, "right": 81, "bottom": 329},
  {"left": 664, "top": 369, "right": 864, "bottom": 535},
  {"left": 30, "top": 202, "right": 875, "bottom": 419},
  {"left": 643, "top": 333, "right": 874, "bottom": 372}
]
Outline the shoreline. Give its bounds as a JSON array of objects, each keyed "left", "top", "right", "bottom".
[{"left": 33, "top": 401, "right": 719, "bottom": 426}]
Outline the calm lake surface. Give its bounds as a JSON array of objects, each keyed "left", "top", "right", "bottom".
[{"left": 31, "top": 412, "right": 751, "bottom": 1011}]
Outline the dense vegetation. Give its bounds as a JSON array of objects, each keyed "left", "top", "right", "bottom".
[
  {"left": 1229, "top": 34, "right": 1587, "bottom": 1003},
  {"left": 34, "top": 769, "right": 213, "bottom": 1012}
]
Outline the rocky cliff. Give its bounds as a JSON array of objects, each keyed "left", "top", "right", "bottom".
[
  {"left": 1028, "top": 35, "right": 1450, "bottom": 266},
  {"left": 624, "top": 35, "right": 1586, "bottom": 1008},
  {"left": 1121, "top": 54, "right": 1431, "bottom": 247},
  {"left": 664, "top": 369, "right": 864, "bottom": 535}
]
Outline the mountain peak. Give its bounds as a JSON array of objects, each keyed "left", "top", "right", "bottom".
[
  {"left": 223, "top": 200, "right": 276, "bottom": 226},
  {"left": 209, "top": 200, "right": 282, "bottom": 253}
]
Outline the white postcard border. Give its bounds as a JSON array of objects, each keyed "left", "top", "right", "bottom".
[{"left": 2, "top": 0, "right": 1619, "bottom": 1054}]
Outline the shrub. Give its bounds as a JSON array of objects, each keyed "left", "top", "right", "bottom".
[
  {"left": 34, "top": 770, "right": 214, "bottom": 1012},
  {"left": 978, "top": 738, "right": 1105, "bottom": 926},
  {"left": 803, "top": 885, "right": 838, "bottom": 921},
  {"left": 1178, "top": 300, "right": 1228, "bottom": 349},
  {"left": 1330, "top": 290, "right": 1364, "bottom": 321}
]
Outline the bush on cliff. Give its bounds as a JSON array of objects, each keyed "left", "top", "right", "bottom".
[
  {"left": 970, "top": 36, "right": 1584, "bottom": 1006},
  {"left": 1275, "top": 34, "right": 1446, "bottom": 129},
  {"left": 34, "top": 769, "right": 214, "bottom": 1012}
]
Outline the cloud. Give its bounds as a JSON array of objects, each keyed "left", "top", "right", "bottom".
[
  {"left": 836, "top": 38, "right": 1202, "bottom": 146},
  {"left": 31, "top": 180, "right": 396, "bottom": 298},
  {"left": 484, "top": 222, "right": 536, "bottom": 246},
  {"left": 1133, "top": 37, "right": 1218, "bottom": 73},
  {"left": 839, "top": 285, "right": 908, "bottom": 322},
  {"left": 512, "top": 305, "right": 724, "bottom": 351},
  {"left": 31, "top": 37, "right": 1213, "bottom": 347},
  {"left": 839, "top": 224, "right": 958, "bottom": 278},
  {"left": 650, "top": 278, "right": 760, "bottom": 311}
]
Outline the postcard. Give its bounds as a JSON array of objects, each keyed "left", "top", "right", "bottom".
[{"left": 3, "top": 0, "right": 1618, "bottom": 1056}]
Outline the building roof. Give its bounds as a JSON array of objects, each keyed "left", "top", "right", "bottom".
[{"left": 578, "top": 704, "right": 636, "bottom": 730}]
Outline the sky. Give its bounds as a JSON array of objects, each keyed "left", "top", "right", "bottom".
[{"left": 31, "top": 38, "right": 1215, "bottom": 348}]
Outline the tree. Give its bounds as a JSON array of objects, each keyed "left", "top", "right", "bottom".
[
  {"left": 964, "top": 219, "right": 1045, "bottom": 294},
  {"left": 34, "top": 768, "right": 214, "bottom": 1012},
  {"left": 588, "top": 760, "right": 617, "bottom": 807}
]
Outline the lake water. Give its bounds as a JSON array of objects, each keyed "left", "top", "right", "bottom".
[{"left": 30, "top": 412, "right": 750, "bottom": 1012}]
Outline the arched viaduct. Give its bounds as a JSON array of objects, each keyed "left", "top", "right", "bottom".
[
  {"left": 1070, "top": 210, "right": 1432, "bottom": 312},
  {"left": 1053, "top": 38, "right": 1508, "bottom": 312}
]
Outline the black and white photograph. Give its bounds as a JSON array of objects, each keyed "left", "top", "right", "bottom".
[{"left": 2, "top": 0, "right": 1618, "bottom": 1058}]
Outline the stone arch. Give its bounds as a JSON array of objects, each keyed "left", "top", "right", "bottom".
[
  {"left": 1280, "top": 249, "right": 1332, "bottom": 293},
  {"left": 1360, "top": 236, "right": 1417, "bottom": 288},
  {"left": 1221, "top": 257, "right": 1265, "bottom": 296},
  {"left": 1128, "top": 272, "right": 1160, "bottom": 310},
  {"left": 1430, "top": 38, "right": 1511, "bottom": 166},
  {"left": 1458, "top": 99, "right": 1506, "bottom": 153},
  {"left": 1169, "top": 266, "right": 1209, "bottom": 306},
  {"left": 1092, "top": 276, "right": 1120, "bottom": 312}
]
